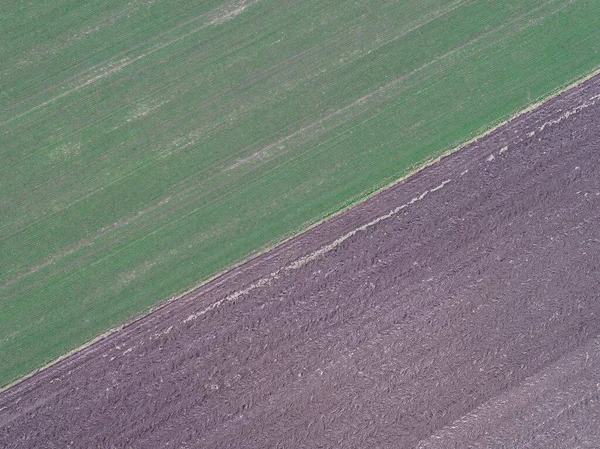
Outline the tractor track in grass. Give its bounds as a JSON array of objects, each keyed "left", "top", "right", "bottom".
[
  {"left": 0, "top": 0, "right": 571, "bottom": 291},
  {"left": 1, "top": 72, "right": 599, "bottom": 448}
]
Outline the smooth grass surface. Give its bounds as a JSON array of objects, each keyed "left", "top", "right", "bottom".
[{"left": 1, "top": 0, "right": 599, "bottom": 387}]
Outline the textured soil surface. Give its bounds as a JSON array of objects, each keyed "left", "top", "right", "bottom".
[{"left": 1, "top": 74, "right": 600, "bottom": 448}]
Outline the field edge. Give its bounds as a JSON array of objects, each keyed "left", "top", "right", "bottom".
[{"left": 2, "top": 64, "right": 600, "bottom": 393}]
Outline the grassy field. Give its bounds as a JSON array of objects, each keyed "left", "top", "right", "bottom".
[{"left": 1, "top": 0, "right": 599, "bottom": 387}]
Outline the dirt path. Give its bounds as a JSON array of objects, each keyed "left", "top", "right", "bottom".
[{"left": 1, "top": 74, "right": 599, "bottom": 448}]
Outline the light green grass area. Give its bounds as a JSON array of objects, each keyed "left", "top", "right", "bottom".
[{"left": 1, "top": 0, "right": 599, "bottom": 387}]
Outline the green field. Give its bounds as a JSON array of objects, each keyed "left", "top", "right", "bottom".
[{"left": 1, "top": 0, "right": 599, "bottom": 387}]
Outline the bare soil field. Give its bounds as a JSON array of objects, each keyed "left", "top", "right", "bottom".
[{"left": 1, "top": 74, "right": 599, "bottom": 448}]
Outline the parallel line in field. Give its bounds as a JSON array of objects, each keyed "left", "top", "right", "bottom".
[
  {"left": 0, "top": 0, "right": 260, "bottom": 127},
  {"left": 1, "top": 0, "right": 468, "bottom": 190},
  {"left": 416, "top": 336, "right": 600, "bottom": 448},
  {"left": 0, "top": 0, "right": 476, "bottom": 275},
  {"left": 0, "top": 0, "right": 579, "bottom": 296}
]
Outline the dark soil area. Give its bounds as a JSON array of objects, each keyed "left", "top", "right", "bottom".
[{"left": 1, "top": 74, "right": 599, "bottom": 448}]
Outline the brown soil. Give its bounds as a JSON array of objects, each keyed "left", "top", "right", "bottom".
[{"left": 1, "top": 74, "right": 599, "bottom": 448}]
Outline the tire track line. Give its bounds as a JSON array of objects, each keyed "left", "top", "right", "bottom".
[
  {"left": 0, "top": 0, "right": 570, "bottom": 291},
  {"left": 0, "top": 0, "right": 260, "bottom": 127}
]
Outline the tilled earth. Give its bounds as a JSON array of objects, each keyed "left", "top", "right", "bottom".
[{"left": 1, "top": 74, "right": 600, "bottom": 448}]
